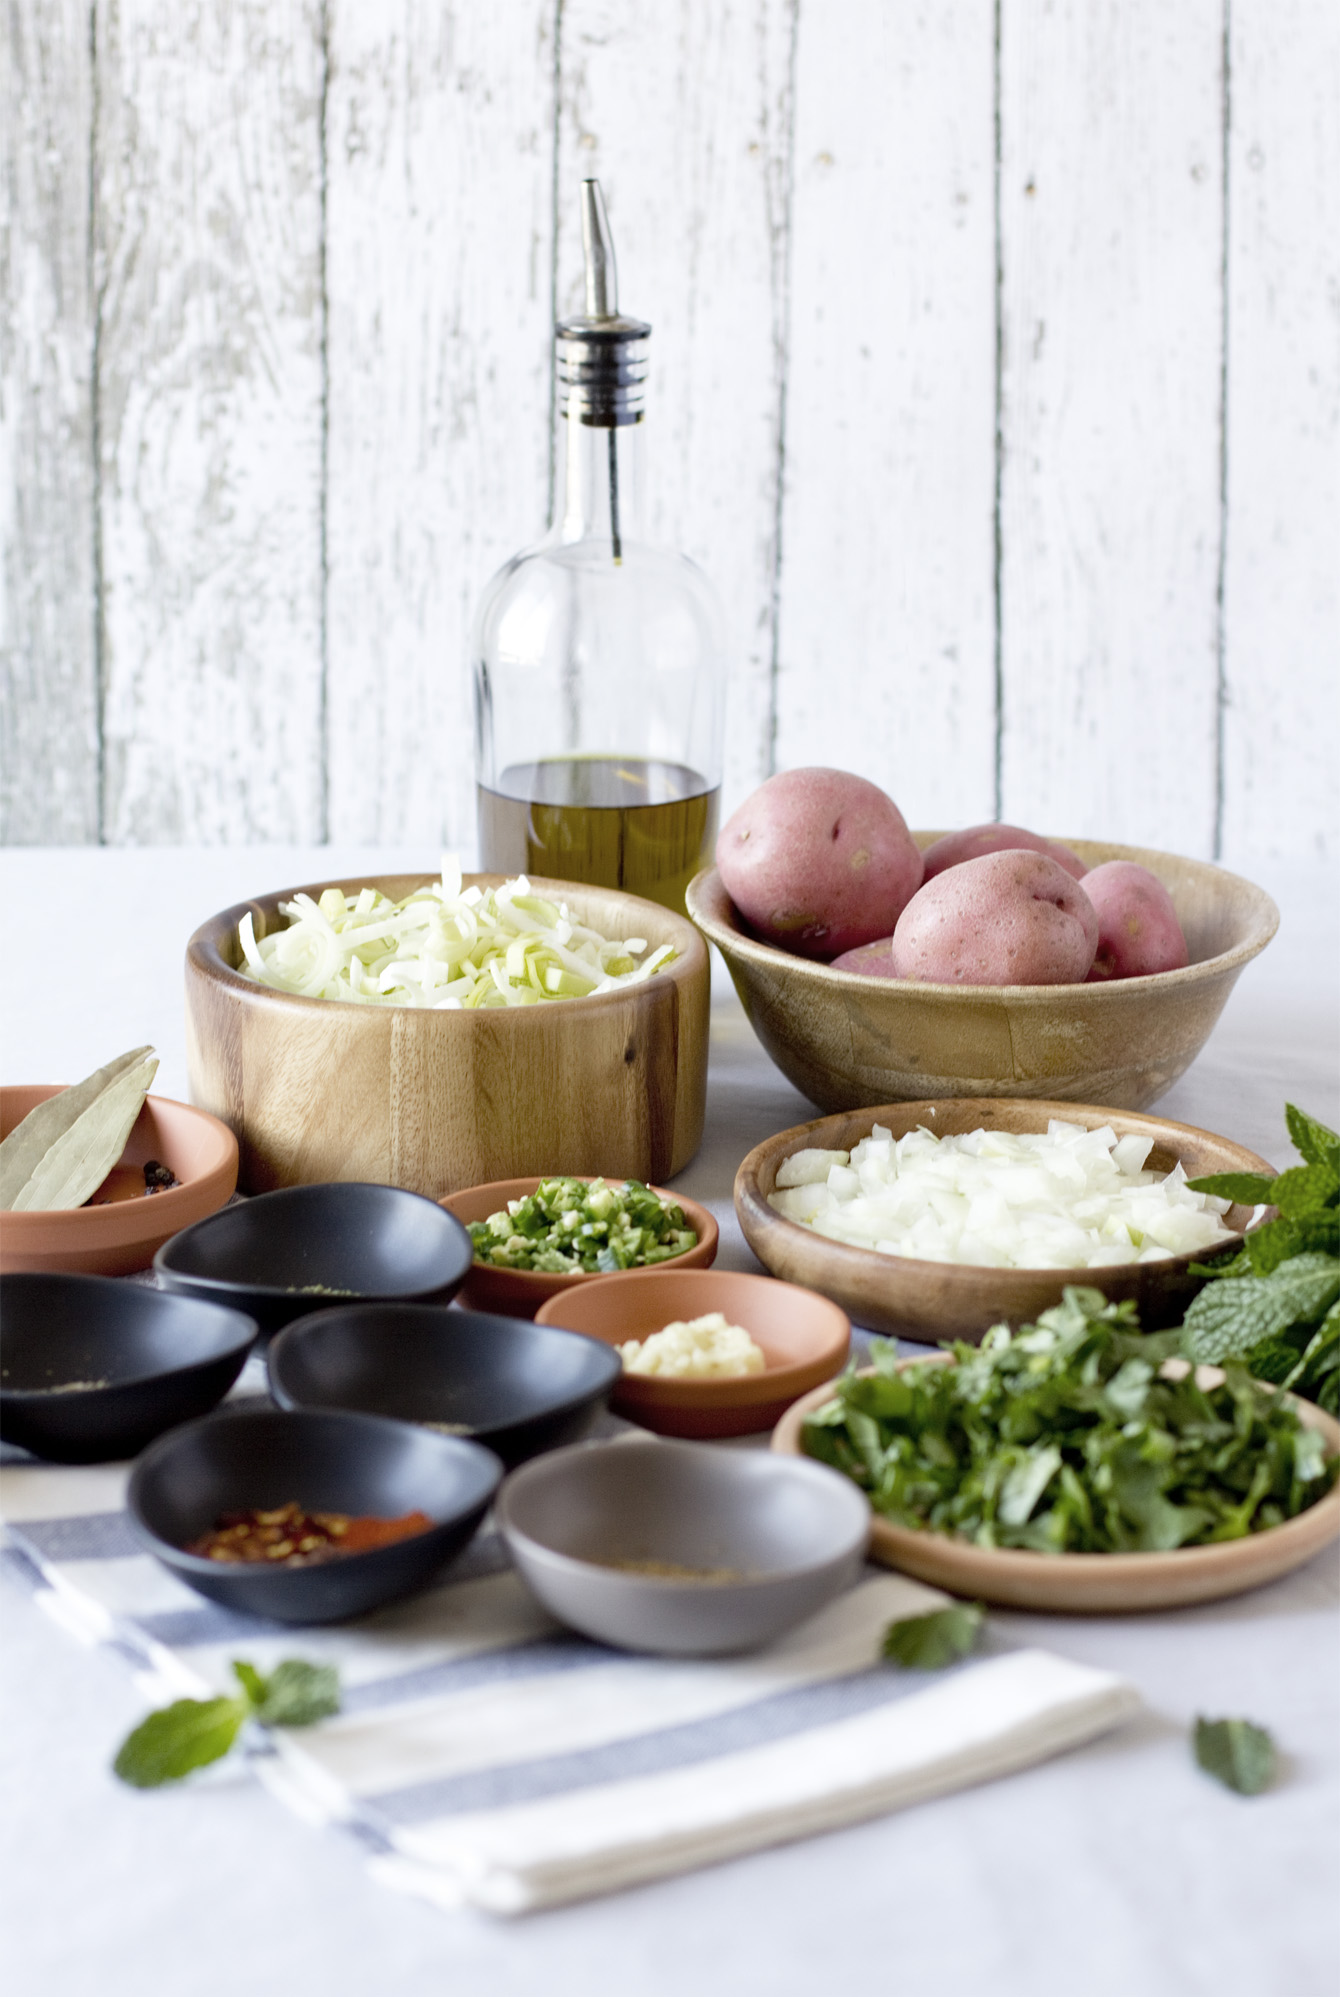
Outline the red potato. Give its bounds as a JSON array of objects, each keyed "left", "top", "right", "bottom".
[
  {"left": 921, "top": 823, "right": 1087, "bottom": 881},
  {"left": 716, "top": 768, "right": 924, "bottom": 960},
  {"left": 829, "top": 937, "right": 900, "bottom": 977},
  {"left": 891, "top": 850, "right": 1099, "bottom": 986},
  {"left": 1082, "top": 861, "right": 1189, "bottom": 981}
]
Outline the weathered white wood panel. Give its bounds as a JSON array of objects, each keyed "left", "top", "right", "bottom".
[
  {"left": 324, "top": 0, "right": 555, "bottom": 849},
  {"left": 94, "top": 0, "right": 326, "bottom": 841},
  {"left": 555, "top": 0, "right": 797, "bottom": 820},
  {"left": 1219, "top": 0, "right": 1339, "bottom": 868},
  {"left": 776, "top": 0, "right": 998, "bottom": 831},
  {"left": 0, "top": 0, "right": 99, "bottom": 842},
  {"left": 997, "top": 0, "right": 1225, "bottom": 854}
]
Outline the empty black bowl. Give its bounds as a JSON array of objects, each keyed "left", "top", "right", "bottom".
[
  {"left": 267, "top": 1303, "right": 623, "bottom": 1469},
  {"left": 0, "top": 1273, "right": 257, "bottom": 1464},
  {"left": 154, "top": 1182, "right": 474, "bottom": 1337},
  {"left": 128, "top": 1405, "right": 502, "bottom": 1623}
]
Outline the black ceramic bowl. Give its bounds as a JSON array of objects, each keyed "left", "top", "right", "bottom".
[
  {"left": 128, "top": 1405, "right": 502, "bottom": 1623},
  {"left": 267, "top": 1303, "right": 623, "bottom": 1469},
  {"left": 154, "top": 1182, "right": 474, "bottom": 1338},
  {"left": 0, "top": 1273, "right": 257, "bottom": 1464}
]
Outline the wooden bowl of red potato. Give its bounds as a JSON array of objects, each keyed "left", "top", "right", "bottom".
[{"left": 687, "top": 834, "right": 1278, "bottom": 1114}]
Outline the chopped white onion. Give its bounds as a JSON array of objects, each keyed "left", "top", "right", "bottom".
[
  {"left": 767, "top": 1119, "right": 1237, "bottom": 1271},
  {"left": 237, "top": 862, "right": 675, "bottom": 1010}
]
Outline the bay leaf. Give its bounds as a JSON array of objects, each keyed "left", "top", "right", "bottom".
[
  {"left": 0, "top": 1048, "right": 155, "bottom": 1209},
  {"left": 10, "top": 1056, "right": 159, "bottom": 1212}
]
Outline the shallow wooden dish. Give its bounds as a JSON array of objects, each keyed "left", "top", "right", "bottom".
[
  {"left": 0, "top": 1087, "right": 239, "bottom": 1277},
  {"left": 185, "top": 873, "right": 709, "bottom": 1198},
  {"left": 534, "top": 1267, "right": 851, "bottom": 1438},
  {"left": 735, "top": 1099, "right": 1269, "bottom": 1343},
  {"left": 687, "top": 838, "right": 1278, "bottom": 1113},
  {"left": 441, "top": 1177, "right": 718, "bottom": 1318},
  {"left": 772, "top": 1362, "right": 1340, "bottom": 1613}
]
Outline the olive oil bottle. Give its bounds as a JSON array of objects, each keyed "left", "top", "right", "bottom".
[{"left": 472, "top": 181, "right": 725, "bottom": 913}]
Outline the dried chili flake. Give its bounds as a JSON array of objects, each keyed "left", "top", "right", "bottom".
[{"left": 186, "top": 1502, "right": 434, "bottom": 1565}]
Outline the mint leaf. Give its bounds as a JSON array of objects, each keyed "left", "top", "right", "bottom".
[
  {"left": 251, "top": 1659, "right": 341, "bottom": 1729},
  {"left": 1269, "top": 1163, "right": 1340, "bottom": 1216},
  {"left": 883, "top": 1602, "right": 984, "bottom": 1670},
  {"left": 1194, "top": 1716, "right": 1275, "bottom": 1795},
  {"left": 1286, "top": 1104, "right": 1340, "bottom": 1171},
  {"left": 1186, "top": 1170, "right": 1276, "bottom": 1206},
  {"left": 1181, "top": 1256, "right": 1340, "bottom": 1363},
  {"left": 1245, "top": 1212, "right": 1340, "bottom": 1275},
  {"left": 113, "top": 1696, "right": 247, "bottom": 1789},
  {"left": 231, "top": 1659, "right": 266, "bottom": 1708}
]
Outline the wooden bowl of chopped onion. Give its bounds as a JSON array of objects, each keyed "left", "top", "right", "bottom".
[
  {"left": 735, "top": 1099, "right": 1272, "bottom": 1344},
  {"left": 535, "top": 1267, "right": 851, "bottom": 1438},
  {"left": 185, "top": 871, "right": 709, "bottom": 1198}
]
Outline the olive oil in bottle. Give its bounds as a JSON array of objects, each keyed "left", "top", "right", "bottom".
[
  {"left": 471, "top": 181, "right": 725, "bottom": 913},
  {"left": 477, "top": 757, "right": 720, "bottom": 913}
]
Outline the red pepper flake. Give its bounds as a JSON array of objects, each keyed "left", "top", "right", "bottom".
[{"left": 186, "top": 1502, "right": 433, "bottom": 1565}]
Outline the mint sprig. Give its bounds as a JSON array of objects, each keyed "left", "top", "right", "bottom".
[
  {"left": 113, "top": 1657, "right": 340, "bottom": 1789},
  {"left": 1185, "top": 1104, "right": 1340, "bottom": 1414},
  {"left": 882, "top": 1602, "right": 984, "bottom": 1670}
]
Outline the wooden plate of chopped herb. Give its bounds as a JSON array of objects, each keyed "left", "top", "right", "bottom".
[{"left": 770, "top": 1287, "right": 1340, "bottom": 1612}]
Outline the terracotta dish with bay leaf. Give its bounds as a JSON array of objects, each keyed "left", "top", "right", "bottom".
[{"left": 0, "top": 1086, "right": 238, "bottom": 1277}]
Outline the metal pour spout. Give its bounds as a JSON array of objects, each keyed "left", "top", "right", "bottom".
[{"left": 581, "top": 180, "right": 618, "bottom": 319}]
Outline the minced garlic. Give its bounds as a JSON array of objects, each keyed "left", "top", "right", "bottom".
[{"left": 617, "top": 1312, "right": 767, "bottom": 1379}]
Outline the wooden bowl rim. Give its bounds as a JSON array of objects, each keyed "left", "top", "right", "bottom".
[
  {"left": 534, "top": 1266, "right": 852, "bottom": 1407},
  {"left": 772, "top": 1362, "right": 1340, "bottom": 1588},
  {"left": 441, "top": 1175, "right": 720, "bottom": 1298},
  {"left": 735, "top": 1097, "right": 1271, "bottom": 1291},
  {"left": 687, "top": 838, "right": 1279, "bottom": 998},
  {"left": 186, "top": 870, "right": 709, "bottom": 1019},
  {"left": 0, "top": 1088, "right": 239, "bottom": 1246}
]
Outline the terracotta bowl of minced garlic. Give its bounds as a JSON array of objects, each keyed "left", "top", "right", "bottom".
[{"left": 534, "top": 1268, "right": 850, "bottom": 1438}]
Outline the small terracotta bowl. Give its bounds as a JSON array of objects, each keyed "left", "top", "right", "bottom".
[
  {"left": 440, "top": 1176, "right": 719, "bottom": 1319},
  {"left": 735, "top": 1098, "right": 1270, "bottom": 1344},
  {"left": 0, "top": 1087, "right": 239, "bottom": 1277},
  {"left": 534, "top": 1267, "right": 851, "bottom": 1438}
]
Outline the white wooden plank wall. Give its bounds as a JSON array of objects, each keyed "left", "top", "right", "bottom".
[
  {"left": 324, "top": 0, "right": 555, "bottom": 845},
  {"left": 1220, "top": 0, "right": 1340, "bottom": 869},
  {"left": 778, "top": 0, "right": 997, "bottom": 830},
  {"left": 93, "top": 0, "right": 327, "bottom": 842},
  {"left": 998, "top": 0, "right": 1225, "bottom": 854},
  {"left": 1, "top": 0, "right": 99, "bottom": 840},
  {"left": 2, "top": 0, "right": 1336, "bottom": 861}
]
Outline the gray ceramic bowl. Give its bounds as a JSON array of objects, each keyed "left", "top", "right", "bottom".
[{"left": 496, "top": 1437, "right": 869, "bottom": 1655}]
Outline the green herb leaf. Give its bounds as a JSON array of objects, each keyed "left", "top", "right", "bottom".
[
  {"left": 882, "top": 1602, "right": 984, "bottom": 1670},
  {"left": 250, "top": 1659, "right": 341, "bottom": 1728},
  {"left": 231, "top": 1659, "right": 266, "bottom": 1707},
  {"left": 113, "top": 1696, "right": 247, "bottom": 1789},
  {"left": 1193, "top": 1715, "right": 1276, "bottom": 1795},
  {"left": 1285, "top": 1104, "right": 1340, "bottom": 1171},
  {"left": 1181, "top": 1255, "right": 1340, "bottom": 1363},
  {"left": 1185, "top": 1170, "right": 1277, "bottom": 1206},
  {"left": 1269, "top": 1163, "right": 1340, "bottom": 1216}
]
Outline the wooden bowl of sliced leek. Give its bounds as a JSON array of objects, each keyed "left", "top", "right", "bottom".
[
  {"left": 184, "top": 872, "right": 710, "bottom": 1199},
  {"left": 0, "top": 1085, "right": 238, "bottom": 1277}
]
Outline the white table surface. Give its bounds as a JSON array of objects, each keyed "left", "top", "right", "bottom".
[{"left": 2, "top": 846, "right": 1337, "bottom": 1997}]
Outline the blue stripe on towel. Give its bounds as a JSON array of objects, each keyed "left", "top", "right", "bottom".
[
  {"left": 341, "top": 1634, "right": 607, "bottom": 1715},
  {"left": 15, "top": 1512, "right": 143, "bottom": 1562},
  {"left": 370, "top": 1665, "right": 951, "bottom": 1826}
]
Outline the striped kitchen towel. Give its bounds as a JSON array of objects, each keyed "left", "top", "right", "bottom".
[{"left": 0, "top": 1457, "right": 1138, "bottom": 1915}]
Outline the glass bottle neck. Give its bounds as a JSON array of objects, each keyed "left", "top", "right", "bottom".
[{"left": 555, "top": 412, "right": 645, "bottom": 552}]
